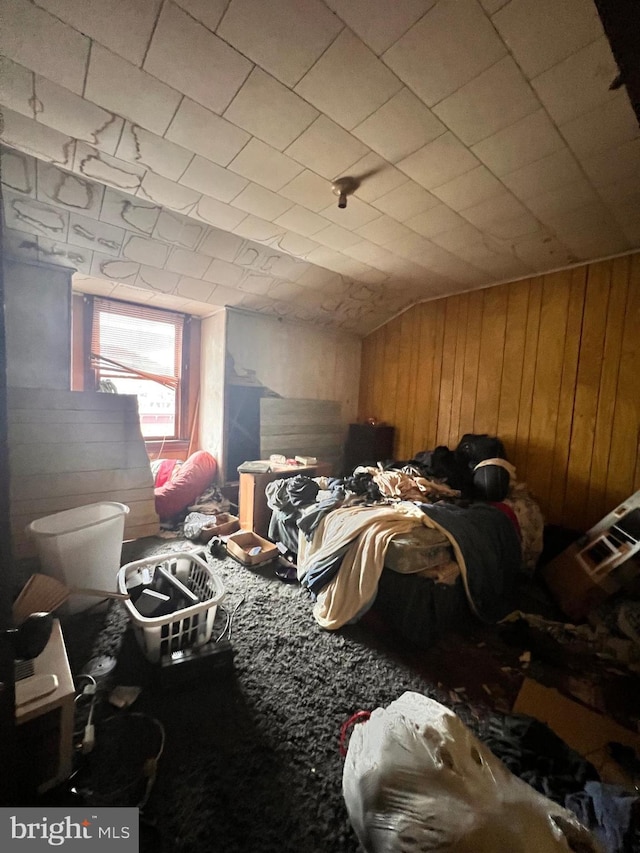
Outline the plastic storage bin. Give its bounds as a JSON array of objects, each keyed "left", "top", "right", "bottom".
[
  {"left": 27, "top": 502, "right": 130, "bottom": 615},
  {"left": 117, "top": 551, "right": 225, "bottom": 663}
]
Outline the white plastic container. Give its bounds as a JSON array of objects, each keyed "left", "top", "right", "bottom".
[
  {"left": 27, "top": 502, "right": 130, "bottom": 614},
  {"left": 117, "top": 550, "right": 225, "bottom": 663}
]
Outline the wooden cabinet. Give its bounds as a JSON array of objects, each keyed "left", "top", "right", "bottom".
[
  {"left": 343, "top": 424, "right": 395, "bottom": 474},
  {"left": 239, "top": 464, "right": 330, "bottom": 539}
]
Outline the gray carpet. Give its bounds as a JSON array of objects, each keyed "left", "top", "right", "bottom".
[
  {"left": 62, "top": 542, "right": 454, "bottom": 853},
  {"left": 56, "top": 540, "right": 640, "bottom": 853}
]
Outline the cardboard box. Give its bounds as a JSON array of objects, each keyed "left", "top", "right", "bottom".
[
  {"left": 226, "top": 530, "right": 278, "bottom": 566},
  {"left": 199, "top": 513, "right": 240, "bottom": 541},
  {"left": 541, "top": 542, "right": 619, "bottom": 621}
]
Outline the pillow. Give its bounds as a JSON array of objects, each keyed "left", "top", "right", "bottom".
[
  {"left": 154, "top": 451, "right": 217, "bottom": 521},
  {"left": 151, "top": 458, "right": 179, "bottom": 489}
]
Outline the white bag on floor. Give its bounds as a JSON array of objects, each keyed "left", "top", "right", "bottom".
[{"left": 342, "top": 692, "right": 600, "bottom": 853}]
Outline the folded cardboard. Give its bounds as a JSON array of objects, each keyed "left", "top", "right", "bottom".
[{"left": 226, "top": 530, "right": 278, "bottom": 566}]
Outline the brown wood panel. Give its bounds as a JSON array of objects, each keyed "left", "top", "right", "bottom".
[
  {"left": 358, "top": 334, "right": 375, "bottom": 421},
  {"left": 381, "top": 320, "right": 399, "bottom": 449},
  {"left": 359, "top": 251, "right": 640, "bottom": 532},
  {"left": 427, "top": 300, "right": 446, "bottom": 449},
  {"left": 436, "top": 297, "right": 459, "bottom": 447},
  {"left": 394, "top": 310, "right": 414, "bottom": 458},
  {"left": 547, "top": 266, "right": 586, "bottom": 524},
  {"left": 449, "top": 293, "right": 470, "bottom": 446},
  {"left": 606, "top": 252, "right": 640, "bottom": 509},
  {"left": 458, "top": 290, "right": 484, "bottom": 438},
  {"left": 473, "top": 286, "right": 508, "bottom": 437},
  {"left": 513, "top": 279, "right": 542, "bottom": 484},
  {"left": 369, "top": 327, "right": 385, "bottom": 425},
  {"left": 403, "top": 306, "right": 421, "bottom": 457},
  {"left": 496, "top": 279, "right": 530, "bottom": 460},
  {"left": 587, "top": 255, "right": 630, "bottom": 524},
  {"left": 563, "top": 261, "right": 611, "bottom": 529},
  {"left": 411, "top": 305, "right": 436, "bottom": 451},
  {"left": 526, "top": 272, "right": 572, "bottom": 513}
]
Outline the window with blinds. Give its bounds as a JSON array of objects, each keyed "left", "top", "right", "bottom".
[{"left": 91, "top": 298, "right": 185, "bottom": 439}]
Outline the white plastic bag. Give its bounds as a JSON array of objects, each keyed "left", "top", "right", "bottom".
[{"left": 342, "top": 692, "right": 600, "bottom": 853}]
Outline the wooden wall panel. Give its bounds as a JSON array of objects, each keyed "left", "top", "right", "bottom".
[
  {"left": 411, "top": 306, "right": 433, "bottom": 451},
  {"left": 526, "top": 272, "right": 571, "bottom": 515},
  {"left": 436, "top": 297, "right": 459, "bottom": 447},
  {"left": 8, "top": 388, "right": 159, "bottom": 558},
  {"left": 393, "top": 310, "right": 413, "bottom": 458},
  {"left": 259, "top": 398, "right": 344, "bottom": 473},
  {"left": 587, "top": 255, "right": 629, "bottom": 523},
  {"left": 474, "top": 286, "right": 508, "bottom": 438},
  {"left": 514, "top": 281, "right": 542, "bottom": 483},
  {"left": 496, "top": 279, "right": 530, "bottom": 460},
  {"left": 547, "top": 267, "right": 586, "bottom": 522},
  {"left": 563, "top": 262, "right": 611, "bottom": 529},
  {"left": 607, "top": 253, "right": 640, "bottom": 505},
  {"left": 449, "top": 294, "right": 469, "bottom": 446},
  {"left": 403, "top": 307, "right": 421, "bottom": 459},
  {"left": 458, "top": 290, "right": 483, "bottom": 442},
  {"left": 358, "top": 252, "right": 640, "bottom": 532}
]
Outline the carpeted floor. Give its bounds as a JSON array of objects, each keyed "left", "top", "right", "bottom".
[
  {"left": 50, "top": 537, "right": 640, "bottom": 853},
  {"left": 58, "top": 541, "right": 464, "bottom": 853}
]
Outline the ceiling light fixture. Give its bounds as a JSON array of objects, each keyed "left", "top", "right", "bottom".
[{"left": 331, "top": 176, "right": 360, "bottom": 209}]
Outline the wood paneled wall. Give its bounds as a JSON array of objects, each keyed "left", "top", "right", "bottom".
[{"left": 359, "top": 252, "right": 640, "bottom": 532}]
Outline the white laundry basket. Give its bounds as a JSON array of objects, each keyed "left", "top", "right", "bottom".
[
  {"left": 27, "top": 502, "right": 130, "bottom": 614},
  {"left": 117, "top": 551, "right": 225, "bottom": 663}
]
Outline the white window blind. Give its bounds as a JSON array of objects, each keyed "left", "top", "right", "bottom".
[{"left": 91, "top": 298, "right": 184, "bottom": 389}]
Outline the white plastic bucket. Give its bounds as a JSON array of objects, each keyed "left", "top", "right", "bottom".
[{"left": 27, "top": 502, "right": 130, "bottom": 614}]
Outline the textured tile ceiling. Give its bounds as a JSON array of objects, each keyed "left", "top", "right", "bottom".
[{"left": 1, "top": 0, "right": 639, "bottom": 334}]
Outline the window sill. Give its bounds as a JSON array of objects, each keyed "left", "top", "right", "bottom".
[{"left": 145, "top": 439, "right": 190, "bottom": 457}]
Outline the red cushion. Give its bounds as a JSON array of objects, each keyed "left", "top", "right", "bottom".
[
  {"left": 154, "top": 451, "right": 217, "bottom": 520},
  {"left": 154, "top": 458, "right": 179, "bottom": 488}
]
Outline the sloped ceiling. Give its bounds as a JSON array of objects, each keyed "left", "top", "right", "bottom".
[{"left": 1, "top": 0, "right": 639, "bottom": 335}]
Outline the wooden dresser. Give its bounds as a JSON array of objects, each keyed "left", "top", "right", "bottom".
[{"left": 239, "top": 463, "right": 331, "bottom": 539}]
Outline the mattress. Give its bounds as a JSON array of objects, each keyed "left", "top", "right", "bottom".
[{"left": 385, "top": 525, "right": 454, "bottom": 576}]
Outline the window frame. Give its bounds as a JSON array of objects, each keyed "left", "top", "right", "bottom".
[{"left": 85, "top": 295, "right": 192, "bottom": 446}]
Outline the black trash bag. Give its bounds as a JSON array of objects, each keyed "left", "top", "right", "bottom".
[{"left": 455, "top": 433, "right": 507, "bottom": 468}]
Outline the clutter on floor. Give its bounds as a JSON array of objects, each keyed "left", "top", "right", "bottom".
[
  {"left": 16, "top": 447, "right": 640, "bottom": 852},
  {"left": 342, "top": 691, "right": 599, "bottom": 853},
  {"left": 24, "top": 538, "right": 637, "bottom": 853},
  {"left": 117, "top": 550, "right": 225, "bottom": 662},
  {"left": 182, "top": 511, "right": 240, "bottom": 541},
  {"left": 541, "top": 489, "right": 640, "bottom": 621},
  {"left": 513, "top": 679, "right": 640, "bottom": 789}
]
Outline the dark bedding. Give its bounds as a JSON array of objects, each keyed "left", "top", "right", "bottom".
[
  {"left": 263, "top": 435, "right": 543, "bottom": 647},
  {"left": 419, "top": 502, "right": 522, "bottom": 624}
]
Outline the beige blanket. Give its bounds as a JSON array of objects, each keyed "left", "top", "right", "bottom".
[{"left": 297, "top": 502, "right": 427, "bottom": 630}]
